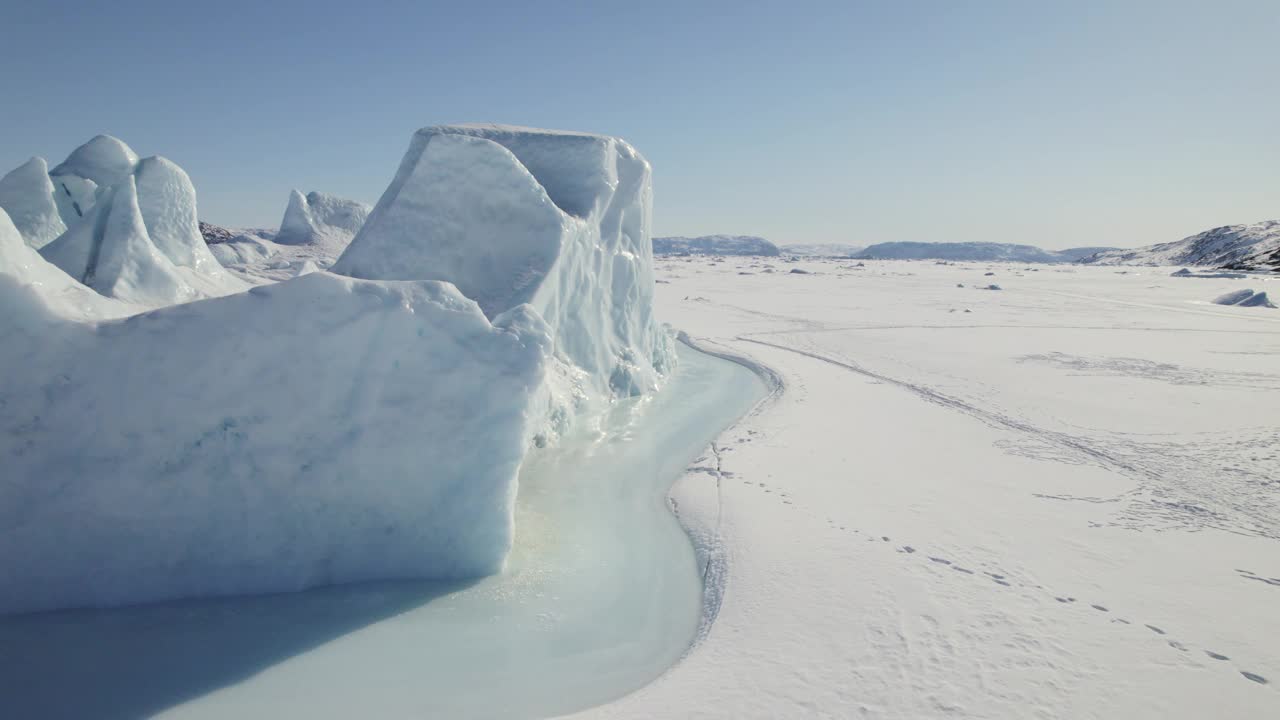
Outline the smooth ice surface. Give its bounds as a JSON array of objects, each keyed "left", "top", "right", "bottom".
[
  {"left": 0, "top": 346, "right": 764, "bottom": 720},
  {"left": 273, "top": 190, "right": 370, "bottom": 249},
  {"left": 335, "top": 124, "right": 674, "bottom": 436},
  {"left": 0, "top": 157, "right": 66, "bottom": 248},
  {"left": 0, "top": 272, "right": 551, "bottom": 614},
  {"left": 577, "top": 257, "right": 1280, "bottom": 719}
]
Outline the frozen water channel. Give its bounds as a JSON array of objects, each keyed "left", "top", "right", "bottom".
[{"left": 0, "top": 345, "right": 765, "bottom": 719}]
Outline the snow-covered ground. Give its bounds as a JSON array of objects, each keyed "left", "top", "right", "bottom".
[{"left": 578, "top": 257, "right": 1279, "bottom": 718}]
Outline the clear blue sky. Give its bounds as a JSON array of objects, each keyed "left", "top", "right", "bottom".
[{"left": 2, "top": 0, "right": 1276, "bottom": 248}]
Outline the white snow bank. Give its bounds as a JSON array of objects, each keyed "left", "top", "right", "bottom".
[
  {"left": 39, "top": 153, "right": 244, "bottom": 306},
  {"left": 0, "top": 271, "right": 551, "bottom": 614},
  {"left": 0, "top": 157, "right": 67, "bottom": 249},
  {"left": 274, "top": 189, "right": 370, "bottom": 249},
  {"left": 334, "top": 124, "right": 674, "bottom": 437}
]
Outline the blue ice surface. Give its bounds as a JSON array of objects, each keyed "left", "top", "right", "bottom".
[{"left": 0, "top": 345, "right": 765, "bottom": 719}]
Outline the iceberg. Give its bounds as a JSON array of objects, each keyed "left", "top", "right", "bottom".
[
  {"left": 39, "top": 149, "right": 244, "bottom": 306},
  {"left": 274, "top": 189, "right": 370, "bottom": 249},
  {"left": 47, "top": 134, "right": 140, "bottom": 227},
  {"left": 0, "top": 260, "right": 551, "bottom": 613},
  {"left": 334, "top": 124, "right": 674, "bottom": 437},
  {"left": 0, "top": 157, "right": 67, "bottom": 249},
  {"left": 0, "top": 207, "right": 127, "bottom": 325},
  {"left": 0, "top": 124, "right": 673, "bottom": 614}
]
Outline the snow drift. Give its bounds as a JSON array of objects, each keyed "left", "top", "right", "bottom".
[
  {"left": 274, "top": 189, "right": 370, "bottom": 249},
  {"left": 334, "top": 124, "right": 674, "bottom": 437}
]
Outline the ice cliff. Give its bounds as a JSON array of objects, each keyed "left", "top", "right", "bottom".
[{"left": 0, "top": 125, "right": 672, "bottom": 613}]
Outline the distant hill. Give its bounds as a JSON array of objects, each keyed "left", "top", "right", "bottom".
[
  {"left": 1056, "top": 246, "right": 1120, "bottom": 262},
  {"left": 781, "top": 243, "right": 865, "bottom": 257},
  {"left": 653, "top": 235, "right": 780, "bottom": 256},
  {"left": 1080, "top": 220, "right": 1280, "bottom": 271},
  {"left": 854, "top": 241, "right": 1117, "bottom": 263}
]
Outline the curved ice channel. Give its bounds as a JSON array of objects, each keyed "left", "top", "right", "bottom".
[{"left": 0, "top": 345, "right": 765, "bottom": 719}]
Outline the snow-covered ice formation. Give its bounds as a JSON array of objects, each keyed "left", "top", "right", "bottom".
[
  {"left": 47, "top": 134, "right": 139, "bottom": 227},
  {"left": 334, "top": 124, "right": 674, "bottom": 437},
  {"left": 0, "top": 157, "right": 67, "bottom": 248},
  {"left": 0, "top": 207, "right": 127, "bottom": 324},
  {"left": 207, "top": 234, "right": 279, "bottom": 267},
  {"left": 274, "top": 189, "right": 370, "bottom": 249},
  {"left": 1212, "top": 288, "right": 1275, "bottom": 308},
  {"left": 0, "top": 251, "right": 552, "bottom": 613},
  {"left": 38, "top": 140, "right": 244, "bottom": 307},
  {"left": 0, "top": 124, "right": 674, "bottom": 614},
  {"left": 1212, "top": 288, "right": 1256, "bottom": 306}
]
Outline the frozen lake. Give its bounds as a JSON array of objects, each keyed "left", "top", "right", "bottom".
[{"left": 0, "top": 345, "right": 765, "bottom": 719}]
